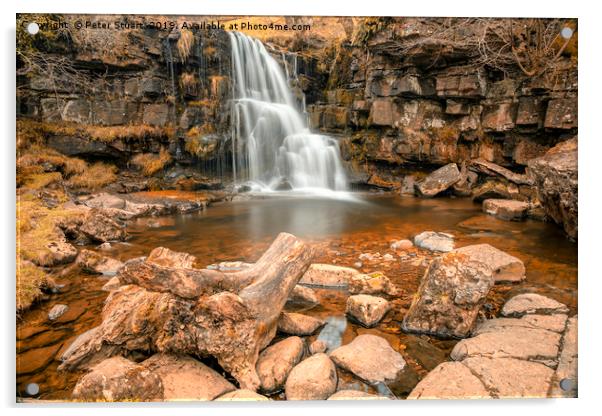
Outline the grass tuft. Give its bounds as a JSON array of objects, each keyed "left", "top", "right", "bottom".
[
  {"left": 67, "top": 162, "right": 117, "bottom": 190},
  {"left": 131, "top": 148, "right": 172, "bottom": 176}
]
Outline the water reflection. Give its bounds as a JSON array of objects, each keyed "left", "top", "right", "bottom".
[{"left": 316, "top": 316, "right": 347, "bottom": 352}]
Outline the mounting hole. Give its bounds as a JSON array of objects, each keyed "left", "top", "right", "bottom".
[
  {"left": 25, "top": 383, "right": 40, "bottom": 396},
  {"left": 561, "top": 27, "right": 574, "bottom": 40},
  {"left": 26, "top": 22, "right": 40, "bottom": 35},
  {"left": 559, "top": 378, "right": 575, "bottom": 391}
]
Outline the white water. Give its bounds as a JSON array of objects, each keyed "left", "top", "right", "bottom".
[{"left": 228, "top": 32, "right": 348, "bottom": 193}]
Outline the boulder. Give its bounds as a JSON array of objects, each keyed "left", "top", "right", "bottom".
[
  {"left": 501, "top": 293, "right": 569, "bottom": 317},
  {"left": 346, "top": 295, "right": 390, "bottom": 327},
  {"left": 76, "top": 249, "right": 124, "bottom": 276},
  {"left": 329, "top": 334, "right": 406, "bottom": 384},
  {"left": 328, "top": 390, "right": 389, "bottom": 400},
  {"left": 402, "top": 251, "right": 494, "bottom": 338},
  {"left": 482, "top": 199, "right": 530, "bottom": 221},
  {"left": 415, "top": 163, "right": 461, "bottom": 197},
  {"left": 348, "top": 272, "right": 399, "bottom": 296},
  {"left": 44, "top": 241, "right": 78, "bottom": 265},
  {"left": 277, "top": 313, "right": 325, "bottom": 336},
  {"left": 285, "top": 353, "right": 337, "bottom": 400},
  {"left": 142, "top": 354, "right": 235, "bottom": 401},
  {"left": 299, "top": 264, "right": 359, "bottom": 287},
  {"left": 256, "top": 336, "right": 305, "bottom": 393},
  {"left": 528, "top": 138, "right": 578, "bottom": 239},
  {"left": 453, "top": 244, "right": 525, "bottom": 283},
  {"left": 72, "top": 356, "right": 163, "bottom": 402},
  {"left": 286, "top": 285, "right": 319, "bottom": 307},
  {"left": 79, "top": 212, "right": 127, "bottom": 243},
  {"left": 214, "top": 389, "right": 269, "bottom": 401},
  {"left": 413, "top": 231, "right": 454, "bottom": 252},
  {"left": 48, "top": 304, "right": 69, "bottom": 321},
  {"left": 408, "top": 361, "right": 492, "bottom": 399}
]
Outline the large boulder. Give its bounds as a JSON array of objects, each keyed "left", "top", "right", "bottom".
[
  {"left": 285, "top": 353, "right": 337, "bottom": 400},
  {"left": 299, "top": 264, "right": 359, "bottom": 287},
  {"left": 453, "top": 244, "right": 525, "bottom": 283},
  {"left": 256, "top": 336, "right": 305, "bottom": 393},
  {"left": 329, "top": 334, "right": 406, "bottom": 384},
  {"left": 413, "top": 231, "right": 454, "bottom": 252},
  {"left": 277, "top": 312, "right": 325, "bottom": 336},
  {"left": 346, "top": 295, "right": 390, "bottom": 327},
  {"left": 43, "top": 241, "right": 78, "bottom": 266},
  {"left": 528, "top": 138, "right": 578, "bottom": 239},
  {"left": 416, "top": 163, "right": 461, "bottom": 197},
  {"left": 482, "top": 199, "right": 530, "bottom": 221},
  {"left": 402, "top": 251, "right": 494, "bottom": 338}
]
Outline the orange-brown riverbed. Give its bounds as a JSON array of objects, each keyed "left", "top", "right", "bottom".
[{"left": 16, "top": 193, "right": 577, "bottom": 400}]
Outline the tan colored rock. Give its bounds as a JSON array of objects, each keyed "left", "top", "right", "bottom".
[
  {"left": 48, "top": 304, "right": 69, "bottom": 321},
  {"left": 256, "top": 336, "right": 305, "bottom": 393},
  {"left": 416, "top": 163, "right": 461, "bottom": 197},
  {"left": 285, "top": 353, "right": 337, "bottom": 400},
  {"left": 402, "top": 252, "right": 494, "bottom": 338},
  {"left": 214, "top": 389, "right": 269, "bottom": 401},
  {"left": 309, "top": 340, "right": 327, "bottom": 354},
  {"left": 277, "top": 312, "right": 325, "bottom": 336},
  {"left": 453, "top": 244, "right": 525, "bottom": 283},
  {"left": 482, "top": 199, "right": 530, "bottom": 221},
  {"left": 146, "top": 246, "right": 196, "bottom": 268},
  {"left": 44, "top": 240, "right": 78, "bottom": 266},
  {"left": 101, "top": 276, "right": 122, "bottom": 292},
  {"left": 348, "top": 272, "right": 400, "bottom": 296},
  {"left": 413, "top": 231, "right": 454, "bottom": 252},
  {"left": 346, "top": 295, "right": 390, "bottom": 327},
  {"left": 79, "top": 211, "right": 127, "bottom": 243},
  {"left": 475, "top": 314, "right": 567, "bottom": 335},
  {"left": 76, "top": 249, "right": 124, "bottom": 276},
  {"left": 287, "top": 285, "right": 319, "bottom": 307},
  {"left": 501, "top": 293, "right": 569, "bottom": 317},
  {"left": 329, "top": 334, "right": 406, "bottom": 384},
  {"left": 549, "top": 315, "right": 578, "bottom": 398},
  {"left": 72, "top": 356, "right": 163, "bottom": 402},
  {"left": 328, "top": 390, "right": 389, "bottom": 400},
  {"left": 408, "top": 362, "right": 492, "bottom": 399},
  {"left": 300, "top": 264, "right": 359, "bottom": 287},
  {"left": 390, "top": 239, "right": 413, "bottom": 251},
  {"left": 462, "top": 357, "right": 553, "bottom": 398}
]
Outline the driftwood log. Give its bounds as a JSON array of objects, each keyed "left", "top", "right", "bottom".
[{"left": 59, "top": 232, "right": 314, "bottom": 391}]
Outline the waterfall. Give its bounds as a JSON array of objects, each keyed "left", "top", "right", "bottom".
[{"left": 228, "top": 32, "right": 347, "bottom": 192}]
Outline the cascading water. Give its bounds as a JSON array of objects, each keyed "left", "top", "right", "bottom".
[{"left": 228, "top": 32, "right": 347, "bottom": 192}]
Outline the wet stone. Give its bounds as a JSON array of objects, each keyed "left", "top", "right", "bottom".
[{"left": 501, "top": 293, "right": 569, "bottom": 317}]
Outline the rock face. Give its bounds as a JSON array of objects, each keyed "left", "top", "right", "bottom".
[
  {"left": 482, "top": 199, "right": 530, "bottom": 221},
  {"left": 402, "top": 251, "right": 494, "bottom": 338},
  {"left": 346, "top": 295, "right": 390, "bottom": 327},
  {"left": 277, "top": 312, "right": 325, "bottom": 336},
  {"left": 528, "top": 138, "right": 578, "bottom": 239},
  {"left": 256, "top": 336, "right": 305, "bottom": 393},
  {"left": 329, "top": 334, "right": 406, "bottom": 384},
  {"left": 142, "top": 354, "right": 235, "bottom": 401},
  {"left": 285, "top": 353, "right": 337, "bottom": 400},
  {"left": 76, "top": 249, "right": 124, "bottom": 276},
  {"left": 416, "top": 163, "right": 461, "bottom": 197},
  {"left": 410, "top": 293, "right": 576, "bottom": 399},
  {"left": 453, "top": 244, "right": 525, "bottom": 283},
  {"left": 413, "top": 231, "right": 454, "bottom": 252},
  {"left": 299, "top": 264, "right": 359, "bottom": 287},
  {"left": 72, "top": 356, "right": 163, "bottom": 402},
  {"left": 348, "top": 272, "right": 399, "bottom": 296}
]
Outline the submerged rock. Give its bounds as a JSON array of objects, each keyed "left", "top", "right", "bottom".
[
  {"left": 402, "top": 251, "right": 494, "bottom": 338},
  {"left": 278, "top": 312, "right": 325, "bottom": 336},
  {"left": 285, "top": 353, "right": 337, "bottom": 400},
  {"left": 416, "top": 163, "right": 462, "bottom": 197},
  {"left": 482, "top": 198, "right": 530, "bottom": 221},
  {"left": 413, "top": 231, "right": 454, "bottom": 252},
  {"left": 76, "top": 249, "right": 124, "bottom": 276},
  {"left": 453, "top": 244, "right": 525, "bottom": 283},
  {"left": 346, "top": 295, "right": 390, "bottom": 327},
  {"left": 299, "top": 264, "right": 359, "bottom": 287},
  {"left": 48, "top": 304, "right": 69, "bottom": 321},
  {"left": 286, "top": 285, "right": 319, "bottom": 307},
  {"left": 329, "top": 334, "right": 406, "bottom": 384},
  {"left": 348, "top": 272, "right": 399, "bottom": 296},
  {"left": 256, "top": 336, "right": 305, "bottom": 393}
]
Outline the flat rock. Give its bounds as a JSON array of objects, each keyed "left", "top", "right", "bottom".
[
  {"left": 76, "top": 249, "right": 124, "bottom": 276},
  {"left": 328, "top": 390, "right": 389, "bottom": 400},
  {"left": 453, "top": 244, "right": 525, "bottom": 283},
  {"left": 482, "top": 199, "right": 530, "bottom": 221},
  {"left": 146, "top": 247, "right": 196, "bottom": 268},
  {"left": 83, "top": 193, "right": 126, "bottom": 210},
  {"left": 72, "top": 356, "right": 163, "bottom": 402},
  {"left": 451, "top": 326, "right": 561, "bottom": 367},
  {"left": 142, "top": 354, "right": 235, "bottom": 401},
  {"left": 256, "top": 336, "right": 305, "bottom": 393},
  {"left": 475, "top": 314, "right": 567, "bottom": 335},
  {"left": 299, "top": 264, "right": 359, "bottom": 287},
  {"left": 408, "top": 361, "right": 492, "bottom": 399},
  {"left": 285, "top": 353, "right": 337, "bottom": 400},
  {"left": 549, "top": 315, "right": 578, "bottom": 398},
  {"left": 278, "top": 312, "right": 325, "bottom": 336},
  {"left": 214, "top": 389, "right": 269, "bottom": 401},
  {"left": 329, "top": 334, "right": 406, "bottom": 384},
  {"left": 48, "top": 304, "right": 69, "bottom": 321},
  {"left": 462, "top": 356, "right": 553, "bottom": 398},
  {"left": 416, "top": 163, "right": 461, "bottom": 197},
  {"left": 348, "top": 272, "right": 399, "bottom": 296},
  {"left": 402, "top": 251, "right": 494, "bottom": 338},
  {"left": 501, "top": 293, "right": 569, "bottom": 317},
  {"left": 346, "top": 295, "right": 390, "bottom": 327},
  {"left": 413, "top": 231, "right": 454, "bottom": 252}
]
